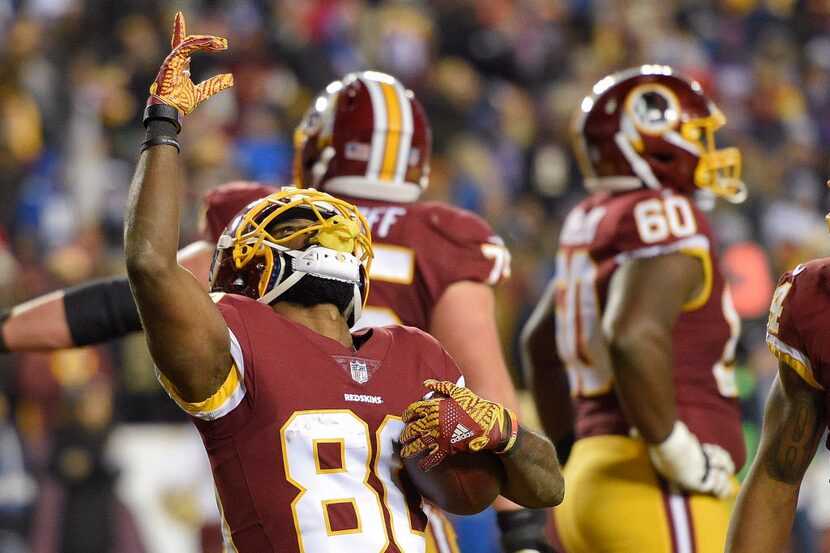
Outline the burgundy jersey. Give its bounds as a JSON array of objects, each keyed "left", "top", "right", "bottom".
[
  {"left": 202, "top": 185, "right": 510, "bottom": 332},
  {"left": 554, "top": 188, "right": 744, "bottom": 467},
  {"left": 203, "top": 182, "right": 279, "bottom": 242},
  {"left": 766, "top": 259, "right": 830, "bottom": 435},
  {"left": 157, "top": 294, "right": 462, "bottom": 553},
  {"left": 345, "top": 197, "right": 510, "bottom": 330}
]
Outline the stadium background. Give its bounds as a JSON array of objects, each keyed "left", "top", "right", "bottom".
[{"left": 0, "top": 0, "right": 829, "bottom": 552}]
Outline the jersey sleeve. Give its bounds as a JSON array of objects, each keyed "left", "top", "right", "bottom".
[
  {"left": 609, "top": 191, "right": 714, "bottom": 310},
  {"left": 417, "top": 203, "right": 511, "bottom": 302},
  {"left": 154, "top": 293, "right": 255, "bottom": 428},
  {"left": 766, "top": 266, "right": 824, "bottom": 390}
]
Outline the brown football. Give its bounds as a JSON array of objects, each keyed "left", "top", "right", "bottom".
[{"left": 402, "top": 449, "right": 505, "bottom": 515}]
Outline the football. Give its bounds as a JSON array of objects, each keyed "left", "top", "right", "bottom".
[{"left": 402, "top": 449, "right": 505, "bottom": 515}]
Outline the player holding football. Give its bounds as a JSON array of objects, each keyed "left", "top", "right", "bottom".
[
  {"left": 521, "top": 65, "right": 746, "bottom": 553},
  {"left": 0, "top": 39, "right": 550, "bottom": 553},
  {"left": 292, "top": 71, "right": 556, "bottom": 553},
  {"left": 121, "top": 12, "right": 562, "bottom": 553},
  {"left": 725, "top": 249, "right": 830, "bottom": 549}
]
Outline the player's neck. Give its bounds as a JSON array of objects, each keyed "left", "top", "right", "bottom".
[{"left": 273, "top": 302, "right": 354, "bottom": 348}]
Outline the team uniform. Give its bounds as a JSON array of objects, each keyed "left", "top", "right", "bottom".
[
  {"left": 348, "top": 198, "right": 509, "bottom": 330},
  {"left": 552, "top": 188, "right": 744, "bottom": 552},
  {"left": 157, "top": 293, "right": 462, "bottom": 553},
  {"left": 766, "top": 259, "right": 830, "bottom": 412},
  {"left": 204, "top": 186, "right": 509, "bottom": 553}
]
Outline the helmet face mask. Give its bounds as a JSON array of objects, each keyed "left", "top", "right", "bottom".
[
  {"left": 209, "top": 188, "right": 373, "bottom": 326},
  {"left": 293, "top": 71, "right": 432, "bottom": 203},
  {"left": 572, "top": 65, "right": 745, "bottom": 203}
]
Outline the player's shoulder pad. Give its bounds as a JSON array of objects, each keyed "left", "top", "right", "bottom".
[
  {"left": 775, "top": 258, "right": 830, "bottom": 307},
  {"left": 380, "top": 323, "right": 444, "bottom": 349},
  {"left": 415, "top": 201, "right": 497, "bottom": 244}
]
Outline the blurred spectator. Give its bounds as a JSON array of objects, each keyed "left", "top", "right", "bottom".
[{"left": 0, "top": 391, "right": 36, "bottom": 553}]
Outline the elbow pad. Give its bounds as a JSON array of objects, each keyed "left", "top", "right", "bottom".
[{"left": 64, "top": 277, "right": 142, "bottom": 346}]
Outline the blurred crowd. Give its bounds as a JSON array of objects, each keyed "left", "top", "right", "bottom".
[{"left": 1, "top": 0, "right": 830, "bottom": 552}]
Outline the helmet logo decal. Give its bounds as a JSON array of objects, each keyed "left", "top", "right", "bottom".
[{"left": 625, "top": 84, "right": 681, "bottom": 136}]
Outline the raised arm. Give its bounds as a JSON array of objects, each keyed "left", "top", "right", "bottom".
[
  {"left": 604, "top": 251, "right": 734, "bottom": 497},
  {"left": 520, "top": 277, "right": 575, "bottom": 463},
  {"left": 726, "top": 361, "right": 825, "bottom": 553},
  {"left": 124, "top": 12, "right": 234, "bottom": 402}
]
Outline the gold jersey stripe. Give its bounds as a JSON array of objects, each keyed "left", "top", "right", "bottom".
[
  {"left": 766, "top": 335, "right": 824, "bottom": 391},
  {"left": 159, "top": 362, "right": 242, "bottom": 415}
]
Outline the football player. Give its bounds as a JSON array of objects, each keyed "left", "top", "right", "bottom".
[
  {"left": 0, "top": 43, "right": 551, "bottom": 553},
  {"left": 124, "top": 13, "right": 562, "bottom": 552},
  {"left": 292, "top": 71, "right": 555, "bottom": 553},
  {"left": 521, "top": 65, "right": 746, "bottom": 553},
  {"left": 725, "top": 255, "right": 829, "bottom": 551}
]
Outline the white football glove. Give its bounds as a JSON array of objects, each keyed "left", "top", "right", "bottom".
[{"left": 645, "top": 420, "right": 735, "bottom": 499}]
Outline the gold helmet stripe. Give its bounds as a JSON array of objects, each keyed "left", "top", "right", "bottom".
[
  {"left": 364, "top": 77, "right": 388, "bottom": 181},
  {"left": 390, "top": 79, "right": 414, "bottom": 183},
  {"left": 362, "top": 73, "right": 413, "bottom": 184},
  {"left": 378, "top": 81, "right": 403, "bottom": 181}
]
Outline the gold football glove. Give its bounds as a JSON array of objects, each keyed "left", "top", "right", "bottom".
[
  {"left": 400, "top": 379, "right": 518, "bottom": 471},
  {"left": 147, "top": 12, "right": 234, "bottom": 119}
]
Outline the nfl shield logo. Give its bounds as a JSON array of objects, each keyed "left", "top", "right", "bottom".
[{"left": 350, "top": 360, "right": 369, "bottom": 384}]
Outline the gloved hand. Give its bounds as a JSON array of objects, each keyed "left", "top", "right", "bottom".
[
  {"left": 645, "top": 420, "right": 735, "bottom": 498},
  {"left": 401, "top": 379, "right": 518, "bottom": 471},
  {"left": 147, "top": 12, "right": 234, "bottom": 119},
  {"left": 497, "top": 509, "right": 558, "bottom": 553}
]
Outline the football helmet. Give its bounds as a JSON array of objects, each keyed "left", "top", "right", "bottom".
[
  {"left": 293, "top": 71, "right": 432, "bottom": 202},
  {"left": 209, "top": 188, "right": 373, "bottom": 326},
  {"left": 572, "top": 65, "right": 745, "bottom": 202}
]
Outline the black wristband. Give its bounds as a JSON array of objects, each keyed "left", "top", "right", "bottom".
[
  {"left": 143, "top": 103, "right": 182, "bottom": 133},
  {"left": 0, "top": 309, "right": 10, "bottom": 353},
  {"left": 141, "top": 136, "right": 180, "bottom": 153},
  {"left": 64, "top": 277, "right": 142, "bottom": 346}
]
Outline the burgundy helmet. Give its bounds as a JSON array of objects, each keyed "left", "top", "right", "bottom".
[
  {"left": 572, "top": 65, "right": 745, "bottom": 202},
  {"left": 293, "top": 71, "right": 432, "bottom": 203}
]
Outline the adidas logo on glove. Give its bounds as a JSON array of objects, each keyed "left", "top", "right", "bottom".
[{"left": 450, "top": 423, "right": 476, "bottom": 444}]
